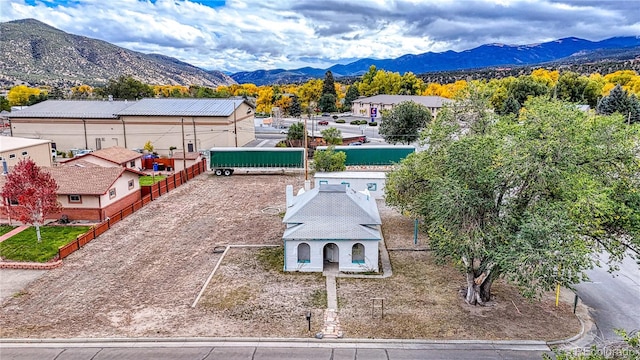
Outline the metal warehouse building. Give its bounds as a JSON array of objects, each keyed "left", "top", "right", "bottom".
[{"left": 7, "top": 98, "right": 256, "bottom": 156}]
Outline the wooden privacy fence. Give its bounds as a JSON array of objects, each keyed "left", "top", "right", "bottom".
[{"left": 58, "top": 159, "right": 207, "bottom": 260}]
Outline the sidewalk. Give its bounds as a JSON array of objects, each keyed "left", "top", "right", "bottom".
[{"left": 0, "top": 225, "right": 30, "bottom": 243}]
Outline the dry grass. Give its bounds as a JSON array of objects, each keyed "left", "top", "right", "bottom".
[
  {"left": 335, "top": 198, "right": 581, "bottom": 340},
  {"left": 198, "top": 247, "right": 326, "bottom": 337},
  {"left": 0, "top": 173, "right": 581, "bottom": 340},
  {"left": 338, "top": 251, "right": 580, "bottom": 340}
]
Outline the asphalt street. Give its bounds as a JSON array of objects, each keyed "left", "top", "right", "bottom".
[{"left": 573, "top": 253, "right": 640, "bottom": 342}]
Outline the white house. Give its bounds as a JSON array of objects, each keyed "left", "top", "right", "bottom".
[
  {"left": 0, "top": 136, "right": 54, "bottom": 168},
  {"left": 351, "top": 95, "right": 452, "bottom": 119},
  {"left": 282, "top": 183, "right": 382, "bottom": 273},
  {"left": 314, "top": 172, "right": 387, "bottom": 199}
]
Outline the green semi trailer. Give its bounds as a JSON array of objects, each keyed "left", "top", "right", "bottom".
[
  {"left": 209, "top": 147, "right": 306, "bottom": 176},
  {"left": 315, "top": 145, "right": 415, "bottom": 165}
]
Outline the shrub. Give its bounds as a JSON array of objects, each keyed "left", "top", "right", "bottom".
[
  {"left": 335, "top": 119, "right": 346, "bottom": 124},
  {"left": 350, "top": 120, "right": 360, "bottom": 125},
  {"left": 359, "top": 120, "right": 368, "bottom": 125},
  {"left": 369, "top": 122, "right": 378, "bottom": 126}
]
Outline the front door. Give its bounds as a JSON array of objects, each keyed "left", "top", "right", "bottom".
[{"left": 323, "top": 243, "right": 339, "bottom": 263}]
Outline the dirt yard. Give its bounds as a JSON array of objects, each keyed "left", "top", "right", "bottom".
[{"left": 0, "top": 173, "right": 580, "bottom": 339}]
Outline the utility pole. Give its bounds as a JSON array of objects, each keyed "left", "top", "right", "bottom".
[
  {"left": 304, "top": 116, "right": 308, "bottom": 181},
  {"left": 192, "top": 117, "right": 198, "bottom": 152},
  {"left": 234, "top": 101, "right": 238, "bottom": 147},
  {"left": 181, "top": 117, "right": 186, "bottom": 171}
]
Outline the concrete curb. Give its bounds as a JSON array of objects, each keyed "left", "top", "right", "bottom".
[
  {"left": 0, "top": 260, "right": 63, "bottom": 270},
  {"left": 546, "top": 289, "right": 591, "bottom": 347},
  {"left": 0, "top": 337, "right": 551, "bottom": 350}
]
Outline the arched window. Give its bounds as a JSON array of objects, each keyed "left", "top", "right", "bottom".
[
  {"left": 297, "top": 243, "right": 310, "bottom": 263},
  {"left": 352, "top": 243, "right": 365, "bottom": 264}
]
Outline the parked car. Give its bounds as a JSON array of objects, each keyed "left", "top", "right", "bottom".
[
  {"left": 318, "top": 120, "right": 329, "bottom": 125},
  {"left": 321, "top": 113, "right": 330, "bottom": 117},
  {"left": 349, "top": 141, "right": 363, "bottom": 146}
]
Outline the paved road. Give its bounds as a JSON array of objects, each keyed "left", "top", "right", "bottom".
[
  {"left": 573, "top": 253, "right": 640, "bottom": 342},
  {"left": 0, "top": 339, "right": 552, "bottom": 359}
]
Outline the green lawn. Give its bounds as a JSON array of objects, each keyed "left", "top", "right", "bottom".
[
  {"left": 0, "top": 226, "right": 91, "bottom": 263},
  {"left": 0, "top": 225, "right": 16, "bottom": 236},
  {"left": 140, "top": 175, "right": 167, "bottom": 186}
]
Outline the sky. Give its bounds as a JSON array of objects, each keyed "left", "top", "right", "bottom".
[{"left": 1, "top": 0, "right": 640, "bottom": 74}]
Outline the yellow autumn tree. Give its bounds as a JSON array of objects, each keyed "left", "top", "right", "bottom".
[
  {"left": 423, "top": 83, "right": 446, "bottom": 96},
  {"left": 298, "top": 79, "right": 323, "bottom": 110},
  {"left": 256, "top": 86, "right": 274, "bottom": 114},
  {"left": 71, "top": 84, "right": 93, "bottom": 98},
  {"left": 531, "top": 68, "right": 559, "bottom": 87},
  {"left": 604, "top": 70, "right": 637, "bottom": 87},
  {"left": 7, "top": 85, "right": 41, "bottom": 106},
  {"left": 444, "top": 80, "right": 468, "bottom": 99}
]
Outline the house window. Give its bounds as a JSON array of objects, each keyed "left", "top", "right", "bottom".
[
  {"left": 9, "top": 154, "right": 15, "bottom": 159},
  {"left": 130, "top": 161, "right": 135, "bottom": 167},
  {"left": 128, "top": 179, "right": 134, "bottom": 190},
  {"left": 352, "top": 243, "right": 365, "bottom": 264},
  {"left": 21, "top": 151, "right": 28, "bottom": 156},
  {"left": 366, "top": 183, "right": 377, "bottom": 191},
  {"left": 341, "top": 181, "right": 350, "bottom": 187},
  {"left": 319, "top": 180, "right": 328, "bottom": 185},
  {"left": 109, "top": 188, "right": 116, "bottom": 199},
  {"left": 297, "top": 243, "right": 310, "bottom": 263},
  {"left": 68, "top": 195, "right": 82, "bottom": 203}
]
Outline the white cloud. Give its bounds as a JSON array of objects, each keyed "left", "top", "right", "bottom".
[{"left": 1, "top": 0, "right": 639, "bottom": 73}]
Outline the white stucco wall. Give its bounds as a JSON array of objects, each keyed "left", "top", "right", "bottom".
[
  {"left": 284, "top": 239, "right": 379, "bottom": 273},
  {"left": 313, "top": 172, "right": 386, "bottom": 199}
]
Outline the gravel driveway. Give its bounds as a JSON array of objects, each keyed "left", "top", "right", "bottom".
[{"left": 0, "top": 173, "right": 307, "bottom": 338}]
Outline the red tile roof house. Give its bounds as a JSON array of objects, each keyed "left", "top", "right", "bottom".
[
  {"left": 61, "top": 146, "right": 143, "bottom": 171},
  {"left": 47, "top": 166, "right": 142, "bottom": 222},
  {"left": 0, "top": 166, "right": 143, "bottom": 223}
]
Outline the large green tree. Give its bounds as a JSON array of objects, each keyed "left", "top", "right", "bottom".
[
  {"left": 343, "top": 85, "right": 360, "bottom": 112},
  {"left": 321, "top": 70, "right": 337, "bottom": 97},
  {"left": 379, "top": 101, "right": 432, "bottom": 144},
  {"left": 289, "top": 95, "right": 302, "bottom": 118},
  {"left": 385, "top": 96, "right": 640, "bottom": 305},
  {"left": 286, "top": 121, "right": 305, "bottom": 141},
  {"left": 95, "top": 76, "right": 154, "bottom": 100},
  {"left": 597, "top": 84, "right": 640, "bottom": 124},
  {"left": 312, "top": 146, "right": 346, "bottom": 172},
  {"left": 320, "top": 127, "right": 343, "bottom": 145},
  {"left": 318, "top": 93, "right": 337, "bottom": 113}
]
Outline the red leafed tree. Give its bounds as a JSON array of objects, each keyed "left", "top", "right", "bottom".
[{"left": 1, "top": 159, "right": 60, "bottom": 243}]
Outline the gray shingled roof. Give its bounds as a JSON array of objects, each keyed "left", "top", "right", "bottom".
[
  {"left": 116, "top": 98, "right": 245, "bottom": 116},
  {"left": 282, "top": 184, "right": 382, "bottom": 241},
  {"left": 352, "top": 95, "right": 452, "bottom": 107},
  {"left": 8, "top": 100, "right": 134, "bottom": 119}
]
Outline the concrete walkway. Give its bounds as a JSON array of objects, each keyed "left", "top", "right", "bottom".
[
  {"left": 0, "top": 225, "right": 30, "bottom": 243},
  {"left": 317, "top": 236, "right": 394, "bottom": 339}
]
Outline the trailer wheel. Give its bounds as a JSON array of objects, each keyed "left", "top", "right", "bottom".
[
  {"left": 223, "top": 169, "right": 232, "bottom": 176},
  {"left": 214, "top": 169, "right": 223, "bottom": 176}
]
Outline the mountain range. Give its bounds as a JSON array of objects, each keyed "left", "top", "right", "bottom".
[
  {"left": 231, "top": 36, "right": 640, "bottom": 85},
  {"left": 1, "top": 18, "right": 639, "bottom": 88},
  {"left": 0, "top": 19, "right": 234, "bottom": 88}
]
